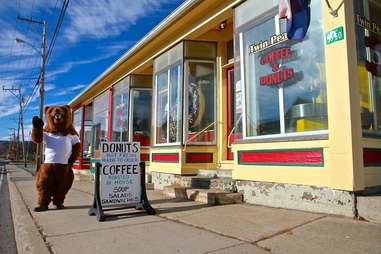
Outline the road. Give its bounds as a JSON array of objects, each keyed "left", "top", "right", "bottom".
[{"left": 0, "top": 167, "right": 18, "bottom": 254}]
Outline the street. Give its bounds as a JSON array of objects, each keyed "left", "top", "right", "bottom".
[{"left": 0, "top": 167, "right": 17, "bottom": 254}]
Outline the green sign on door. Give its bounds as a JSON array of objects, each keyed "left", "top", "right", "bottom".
[{"left": 326, "top": 26, "right": 344, "bottom": 45}]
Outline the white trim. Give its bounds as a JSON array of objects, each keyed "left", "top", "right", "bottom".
[
  {"left": 166, "top": 68, "right": 171, "bottom": 142},
  {"left": 239, "top": 32, "right": 248, "bottom": 139},
  {"left": 275, "top": 14, "right": 285, "bottom": 134}
]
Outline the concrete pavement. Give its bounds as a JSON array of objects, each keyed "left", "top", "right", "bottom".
[{"left": 6, "top": 164, "right": 381, "bottom": 254}]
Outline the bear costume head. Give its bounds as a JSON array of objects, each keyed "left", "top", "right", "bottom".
[{"left": 44, "top": 105, "right": 78, "bottom": 136}]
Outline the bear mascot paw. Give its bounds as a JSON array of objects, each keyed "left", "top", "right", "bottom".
[{"left": 31, "top": 105, "right": 81, "bottom": 212}]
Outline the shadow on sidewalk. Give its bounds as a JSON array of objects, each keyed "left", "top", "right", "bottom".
[
  {"left": 52, "top": 205, "right": 92, "bottom": 210},
  {"left": 155, "top": 203, "right": 208, "bottom": 215}
]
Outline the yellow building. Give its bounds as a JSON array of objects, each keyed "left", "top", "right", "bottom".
[{"left": 69, "top": 0, "right": 381, "bottom": 217}]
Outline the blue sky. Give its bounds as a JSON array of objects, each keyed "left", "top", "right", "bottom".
[{"left": 0, "top": 0, "right": 183, "bottom": 141}]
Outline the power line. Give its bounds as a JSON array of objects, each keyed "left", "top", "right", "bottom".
[{"left": 46, "top": 0, "right": 69, "bottom": 64}]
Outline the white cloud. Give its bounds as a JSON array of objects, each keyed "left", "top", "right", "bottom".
[
  {"left": 55, "top": 83, "right": 87, "bottom": 96},
  {"left": 46, "top": 49, "right": 119, "bottom": 80},
  {"left": 64, "top": 0, "right": 170, "bottom": 42},
  {"left": 0, "top": 0, "right": 56, "bottom": 16}
]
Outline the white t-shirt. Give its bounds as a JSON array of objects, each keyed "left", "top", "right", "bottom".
[{"left": 43, "top": 132, "right": 80, "bottom": 164}]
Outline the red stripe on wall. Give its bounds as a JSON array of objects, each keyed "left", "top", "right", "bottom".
[
  {"left": 152, "top": 153, "right": 179, "bottom": 163},
  {"left": 238, "top": 149, "right": 323, "bottom": 166},
  {"left": 141, "top": 153, "right": 149, "bottom": 161},
  {"left": 186, "top": 153, "right": 213, "bottom": 163},
  {"left": 363, "top": 148, "right": 381, "bottom": 167}
]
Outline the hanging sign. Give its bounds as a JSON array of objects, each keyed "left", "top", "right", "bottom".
[
  {"left": 325, "top": 26, "right": 344, "bottom": 45},
  {"left": 258, "top": 47, "right": 294, "bottom": 86},
  {"left": 88, "top": 142, "right": 155, "bottom": 221}
]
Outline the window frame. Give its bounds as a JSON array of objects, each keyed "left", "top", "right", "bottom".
[
  {"left": 111, "top": 78, "right": 130, "bottom": 142},
  {"left": 153, "top": 61, "right": 183, "bottom": 146},
  {"left": 238, "top": 9, "right": 329, "bottom": 141},
  {"left": 357, "top": 0, "right": 381, "bottom": 137},
  {"left": 183, "top": 59, "right": 217, "bottom": 145},
  {"left": 129, "top": 87, "right": 152, "bottom": 147}
]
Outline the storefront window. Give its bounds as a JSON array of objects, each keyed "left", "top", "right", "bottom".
[
  {"left": 130, "top": 89, "right": 152, "bottom": 146},
  {"left": 83, "top": 104, "right": 93, "bottom": 158},
  {"left": 354, "top": 0, "right": 381, "bottom": 134},
  {"left": 154, "top": 43, "right": 183, "bottom": 145},
  {"left": 92, "top": 92, "right": 108, "bottom": 151},
  {"left": 185, "top": 61, "right": 216, "bottom": 143},
  {"left": 111, "top": 78, "right": 129, "bottom": 141},
  {"left": 73, "top": 108, "right": 82, "bottom": 136},
  {"left": 237, "top": 1, "right": 327, "bottom": 138},
  {"left": 155, "top": 65, "right": 182, "bottom": 144},
  {"left": 153, "top": 41, "right": 216, "bottom": 145}
]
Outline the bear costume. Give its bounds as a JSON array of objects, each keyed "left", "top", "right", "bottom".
[{"left": 31, "top": 105, "right": 81, "bottom": 212}]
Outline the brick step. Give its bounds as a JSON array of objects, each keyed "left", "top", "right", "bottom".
[
  {"left": 163, "top": 185, "right": 243, "bottom": 205},
  {"left": 145, "top": 182, "right": 154, "bottom": 190}
]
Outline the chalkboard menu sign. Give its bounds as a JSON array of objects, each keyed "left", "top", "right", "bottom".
[{"left": 88, "top": 142, "right": 155, "bottom": 221}]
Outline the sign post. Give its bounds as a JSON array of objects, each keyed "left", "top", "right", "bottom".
[{"left": 88, "top": 142, "right": 155, "bottom": 221}]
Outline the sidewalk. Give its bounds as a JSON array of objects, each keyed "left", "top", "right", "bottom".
[{"left": 7, "top": 164, "right": 381, "bottom": 254}]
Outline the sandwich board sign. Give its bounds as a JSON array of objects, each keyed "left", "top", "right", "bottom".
[{"left": 88, "top": 142, "right": 155, "bottom": 221}]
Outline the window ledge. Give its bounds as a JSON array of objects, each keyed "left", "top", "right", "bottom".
[
  {"left": 363, "top": 131, "right": 381, "bottom": 139},
  {"left": 233, "top": 134, "right": 328, "bottom": 144}
]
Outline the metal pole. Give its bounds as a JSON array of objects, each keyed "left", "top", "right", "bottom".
[
  {"left": 20, "top": 94, "right": 27, "bottom": 168},
  {"left": 35, "top": 21, "right": 47, "bottom": 172},
  {"left": 16, "top": 114, "right": 20, "bottom": 161}
]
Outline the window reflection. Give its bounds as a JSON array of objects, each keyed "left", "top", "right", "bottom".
[
  {"left": 186, "top": 61, "right": 216, "bottom": 143},
  {"left": 241, "top": 1, "right": 328, "bottom": 138},
  {"left": 111, "top": 79, "right": 129, "bottom": 142},
  {"left": 131, "top": 89, "right": 152, "bottom": 146},
  {"left": 92, "top": 92, "right": 108, "bottom": 152},
  {"left": 354, "top": 0, "right": 381, "bottom": 133}
]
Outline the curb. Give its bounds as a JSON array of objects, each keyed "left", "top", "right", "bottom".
[{"left": 8, "top": 170, "right": 51, "bottom": 254}]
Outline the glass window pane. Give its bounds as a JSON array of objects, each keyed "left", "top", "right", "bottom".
[
  {"left": 354, "top": 0, "right": 381, "bottom": 132},
  {"left": 282, "top": 1, "right": 328, "bottom": 133},
  {"left": 154, "top": 42, "right": 183, "bottom": 73},
  {"left": 93, "top": 92, "right": 108, "bottom": 151},
  {"left": 111, "top": 78, "right": 129, "bottom": 141},
  {"left": 243, "top": 17, "right": 281, "bottom": 136},
  {"left": 155, "top": 71, "right": 168, "bottom": 144},
  {"left": 169, "top": 65, "right": 182, "bottom": 143},
  {"left": 184, "top": 41, "right": 217, "bottom": 60},
  {"left": 83, "top": 104, "right": 93, "bottom": 158},
  {"left": 73, "top": 108, "right": 82, "bottom": 136},
  {"left": 240, "top": 1, "right": 328, "bottom": 138},
  {"left": 131, "top": 89, "right": 152, "bottom": 146},
  {"left": 186, "top": 61, "right": 216, "bottom": 143}
]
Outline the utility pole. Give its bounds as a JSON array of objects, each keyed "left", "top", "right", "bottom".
[
  {"left": 8, "top": 116, "right": 20, "bottom": 160},
  {"left": 17, "top": 16, "right": 47, "bottom": 171},
  {"left": 3, "top": 87, "right": 27, "bottom": 168},
  {"left": 8, "top": 128, "right": 16, "bottom": 160}
]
